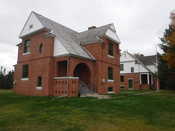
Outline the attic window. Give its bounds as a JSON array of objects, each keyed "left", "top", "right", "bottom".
[{"left": 29, "top": 24, "right": 33, "bottom": 29}]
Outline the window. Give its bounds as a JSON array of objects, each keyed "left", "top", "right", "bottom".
[
  {"left": 23, "top": 40, "right": 30, "bottom": 53},
  {"left": 22, "top": 64, "right": 29, "bottom": 78},
  {"left": 29, "top": 24, "right": 33, "bottom": 29},
  {"left": 141, "top": 74, "right": 148, "bottom": 84},
  {"left": 108, "top": 87, "right": 113, "bottom": 92},
  {"left": 39, "top": 43, "right": 43, "bottom": 54},
  {"left": 120, "top": 75, "right": 124, "bottom": 82},
  {"left": 108, "top": 67, "right": 113, "bottom": 80},
  {"left": 108, "top": 42, "right": 114, "bottom": 56},
  {"left": 120, "top": 64, "right": 124, "bottom": 71},
  {"left": 131, "top": 67, "right": 134, "bottom": 73},
  {"left": 37, "top": 76, "right": 42, "bottom": 87}
]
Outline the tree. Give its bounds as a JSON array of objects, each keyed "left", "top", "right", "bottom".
[
  {"left": 161, "top": 10, "right": 175, "bottom": 68},
  {"left": 158, "top": 10, "right": 175, "bottom": 90},
  {"left": 0, "top": 66, "right": 14, "bottom": 89}
]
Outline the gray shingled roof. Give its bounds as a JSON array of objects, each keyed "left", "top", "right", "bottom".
[
  {"left": 33, "top": 12, "right": 119, "bottom": 60},
  {"left": 77, "top": 24, "right": 114, "bottom": 45},
  {"left": 135, "top": 55, "right": 156, "bottom": 66}
]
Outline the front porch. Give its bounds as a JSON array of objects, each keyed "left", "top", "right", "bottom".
[
  {"left": 52, "top": 57, "right": 96, "bottom": 97},
  {"left": 139, "top": 73, "right": 156, "bottom": 89}
]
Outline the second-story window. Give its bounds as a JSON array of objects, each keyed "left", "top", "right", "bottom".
[
  {"left": 108, "top": 67, "right": 113, "bottom": 80},
  {"left": 120, "top": 64, "right": 124, "bottom": 71},
  {"left": 23, "top": 40, "right": 31, "bottom": 53},
  {"left": 131, "top": 67, "right": 134, "bottom": 73},
  {"left": 108, "top": 42, "right": 114, "bottom": 56}
]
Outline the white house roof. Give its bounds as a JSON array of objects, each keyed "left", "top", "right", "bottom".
[
  {"left": 19, "top": 11, "right": 121, "bottom": 60},
  {"left": 121, "top": 51, "right": 156, "bottom": 73}
]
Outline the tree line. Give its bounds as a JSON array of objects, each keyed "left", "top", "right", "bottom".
[{"left": 0, "top": 66, "right": 14, "bottom": 89}]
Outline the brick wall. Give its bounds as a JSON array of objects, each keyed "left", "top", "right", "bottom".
[
  {"left": 14, "top": 30, "right": 120, "bottom": 96},
  {"left": 14, "top": 30, "right": 54, "bottom": 96}
]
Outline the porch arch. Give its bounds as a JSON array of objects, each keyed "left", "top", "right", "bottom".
[{"left": 73, "top": 63, "right": 91, "bottom": 85}]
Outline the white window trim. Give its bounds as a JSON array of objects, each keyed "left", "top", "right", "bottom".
[
  {"left": 36, "top": 87, "right": 43, "bottom": 90},
  {"left": 107, "top": 55, "right": 114, "bottom": 59},
  {"left": 23, "top": 52, "right": 31, "bottom": 56},
  {"left": 107, "top": 79, "right": 114, "bottom": 82},
  {"left": 21, "top": 78, "right": 29, "bottom": 81},
  {"left": 108, "top": 91, "right": 115, "bottom": 94}
]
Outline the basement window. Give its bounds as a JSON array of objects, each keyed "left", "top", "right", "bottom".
[
  {"left": 22, "top": 64, "right": 29, "bottom": 79},
  {"left": 108, "top": 87, "right": 114, "bottom": 93}
]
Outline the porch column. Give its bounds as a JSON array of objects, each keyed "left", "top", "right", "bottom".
[
  {"left": 147, "top": 73, "right": 150, "bottom": 85},
  {"left": 67, "top": 57, "right": 74, "bottom": 76},
  {"left": 140, "top": 73, "right": 142, "bottom": 84}
]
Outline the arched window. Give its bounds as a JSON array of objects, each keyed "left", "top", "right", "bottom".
[
  {"left": 39, "top": 43, "right": 43, "bottom": 53},
  {"left": 37, "top": 76, "right": 42, "bottom": 87}
]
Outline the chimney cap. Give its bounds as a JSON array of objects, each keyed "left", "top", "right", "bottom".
[{"left": 88, "top": 26, "right": 96, "bottom": 30}]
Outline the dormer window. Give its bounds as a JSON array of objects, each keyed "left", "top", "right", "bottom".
[
  {"left": 23, "top": 40, "right": 31, "bottom": 54},
  {"left": 108, "top": 42, "right": 114, "bottom": 56}
]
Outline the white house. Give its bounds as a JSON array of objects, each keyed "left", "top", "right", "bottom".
[{"left": 120, "top": 51, "right": 157, "bottom": 90}]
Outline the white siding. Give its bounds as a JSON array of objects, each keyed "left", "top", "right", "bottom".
[
  {"left": 120, "top": 61, "right": 148, "bottom": 73},
  {"left": 120, "top": 52, "right": 149, "bottom": 74},
  {"left": 54, "top": 38, "right": 69, "bottom": 56},
  {"left": 19, "top": 12, "right": 44, "bottom": 37},
  {"left": 147, "top": 65, "right": 157, "bottom": 73},
  {"left": 120, "top": 51, "right": 135, "bottom": 62}
]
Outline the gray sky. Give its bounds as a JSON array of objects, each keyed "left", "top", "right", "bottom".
[{"left": 0, "top": 0, "right": 174, "bottom": 69}]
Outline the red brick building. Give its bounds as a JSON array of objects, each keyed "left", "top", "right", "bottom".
[
  {"left": 120, "top": 51, "right": 158, "bottom": 90},
  {"left": 14, "top": 12, "right": 121, "bottom": 96}
]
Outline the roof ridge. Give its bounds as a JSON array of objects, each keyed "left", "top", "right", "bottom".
[
  {"left": 32, "top": 11, "right": 78, "bottom": 34},
  {"left": 79, "top": 23, "right": 113, "bottom": 34}
]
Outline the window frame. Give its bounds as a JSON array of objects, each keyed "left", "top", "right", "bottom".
[
  {"left": 22, "top": 64, "right": 29, "bottom": 79},
  {"left": 23, "top": 40, "right": 31, "bottom": 54},
  {"left": 120, "top": 64, "right": 124, "bottom": 71},
  {"left": 120, "top": 75, "right": 124, "bottom": 82},
  {"left": 39, "top": 43, "right": 43, "bottom": 54},
  {"left": 37, "top": 76, "right": 42, "bottom": 87},
  {"left": 131, "top": 67, "right": 134, "bottom": 73},
  {"left": 108, "top": 42, "right": 114, "bottom": 56},
  {"left": 108, "top": 67, "right": 113, "bottom": 80}
]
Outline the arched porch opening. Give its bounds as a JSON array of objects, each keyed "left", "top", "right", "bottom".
[{"left": 73, "top": 63, "right": 91, "bottom": 85}]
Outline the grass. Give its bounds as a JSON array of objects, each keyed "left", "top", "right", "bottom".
[{"left": 0, "top": 90, "right": 175, "bottom": 131}]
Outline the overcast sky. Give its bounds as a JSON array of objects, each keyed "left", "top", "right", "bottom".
[{"left": 0, "top": 0, "right": 174, "bottom": 69}]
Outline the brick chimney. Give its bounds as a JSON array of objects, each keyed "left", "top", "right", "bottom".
[{"left": 88, "top": 26, "right": 96, "bottom": 30}]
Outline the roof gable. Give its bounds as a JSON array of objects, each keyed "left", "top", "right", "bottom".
[
  {"left": 19, "top": 12, "right": 44, "bottom": 38},
  {"left": 19, "top": 12, "right": 120, "bottom": 60}
]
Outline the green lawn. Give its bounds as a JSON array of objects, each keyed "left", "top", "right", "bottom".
[{"left": 0, "top": 90, "right": 175, "bottom": 131}]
